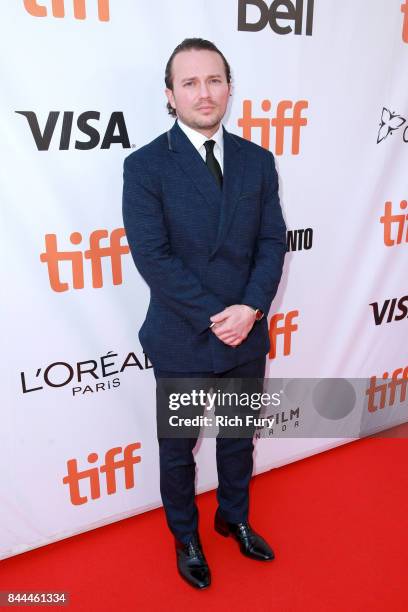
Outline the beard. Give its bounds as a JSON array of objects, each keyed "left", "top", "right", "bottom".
[{"left": 178, "top": 107, "right": 225, "bottom": 132}]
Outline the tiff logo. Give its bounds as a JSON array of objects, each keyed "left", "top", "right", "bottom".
[
  {"left": 402, "top": 0, "right": 408, "bottom": 42},
  {"left": 23, "top": 0, "right": 109, "bottom": 20},
  {"left": 366, "top": 367, "right": 408, "bottom": 412},
  {"left": 380, "top": 200, "right": 408, "bottom": 246},
  {"left": 269, "top": 310, "right": 299, "bottom": 359},
  {"left": 238, "top": 0, "right": 314, "bottom": 36},
  {"left": 40, "top": 228, "right": 130, "bottom": 292},
  {"left": 238, "top": 99, "right": 308, "bottom": 154},
  {"left": 62, "top": 443, "right": 141, "bottom": 505}
]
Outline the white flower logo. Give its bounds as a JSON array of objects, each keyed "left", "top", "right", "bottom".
[{"left": 377, "top": 107, "right": 406, "bottom": 143}]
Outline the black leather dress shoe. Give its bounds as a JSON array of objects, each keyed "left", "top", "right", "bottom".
[
  {"left": 175, "top": 531, "right": 211, "bottom": 589},
  {"left": 214, "top": 508, "right": 275, "bottom": 561}
]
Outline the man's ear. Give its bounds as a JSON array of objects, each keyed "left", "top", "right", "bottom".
[{"left": 165, "top": 88, "right": 176, "bottom": 110}]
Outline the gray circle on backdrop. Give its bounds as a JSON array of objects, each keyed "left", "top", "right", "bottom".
[
  {"left": 284, "top": 379, "right": 311, "bottom": 403},
  {"left": 312, "top": 379, "right": 356, "bottom": 420}
]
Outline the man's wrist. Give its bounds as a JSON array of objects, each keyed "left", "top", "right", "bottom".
[
  {"left": 209, "top": 305, "right": 264, "bottom": 329},
  {"left": 242, "top": 304, "right": 264, "bottom": 321}
]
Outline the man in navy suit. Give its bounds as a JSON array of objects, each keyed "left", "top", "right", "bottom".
[{"left": 122, "top": 38, "right": 287, "bottom": 589}]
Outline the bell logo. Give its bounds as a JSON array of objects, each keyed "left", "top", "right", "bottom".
[
  {"left": 62, "top": 443, "right": 141, "bottom": 505},
  {"left": 238, "top": 99, "right": 308, "bottom": 154},
  {"left": 40, "top": 228, "right": 130, "bottom": 292},
  {"left": 269, "top": 310, "right": 299, "bottom": 358},
  {"left": 238, "top": 0, "right": 314, "bottom": 36},
  {"left": 380, "top": 199, "right": 408, "bottom": 246},
  {"left": 402, "top": 0, "right": 408, "bottom": 43},
  {"left": 23, "top": 0, "right": 109, "bottom": 21}
]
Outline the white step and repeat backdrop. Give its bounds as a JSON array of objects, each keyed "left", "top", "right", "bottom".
[{"left": 1, "top": 0, "right": 407, "bottom": 559}]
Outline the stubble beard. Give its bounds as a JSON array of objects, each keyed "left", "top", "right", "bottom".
[{"left": 178, "top": 108, "right": 225, "bottom": 132}]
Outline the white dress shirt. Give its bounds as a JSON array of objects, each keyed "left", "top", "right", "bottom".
[{"left": 177, "top": 118, "right": 224, "bottom": 172}]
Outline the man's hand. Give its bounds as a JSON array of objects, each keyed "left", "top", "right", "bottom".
[{"left": 210, "top": 305, "right": 256, "bottom": 347}]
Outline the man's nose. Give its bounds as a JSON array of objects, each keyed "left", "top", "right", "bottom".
[{"left": 198, "top": 81, "right": 210, "bottom": 98}]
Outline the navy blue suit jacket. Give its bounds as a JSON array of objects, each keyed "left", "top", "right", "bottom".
[{"left": 122, "top": 119, "right": 287, "bottom": 373}]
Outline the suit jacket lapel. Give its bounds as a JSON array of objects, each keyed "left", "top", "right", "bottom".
[
  {"left": 209, "top": 126, "right": 245, "bottom": 258},
  {"left": 167, "top": 121, "right": 222, "bottom": 212},
  {"left": 166, "top": 121, "right": 245, "bottom": 258}
]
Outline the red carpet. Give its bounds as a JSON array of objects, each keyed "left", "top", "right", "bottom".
[{"left": 1, "top": 435, "right": 407, "bottom": 611}]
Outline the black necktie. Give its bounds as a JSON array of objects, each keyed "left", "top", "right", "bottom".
[{"left": 204, "top": 140, "right": 223, "bottom": 189}]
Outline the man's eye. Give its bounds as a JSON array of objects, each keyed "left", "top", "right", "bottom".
[
  {"left": 184, "top": 82, "right": 193, "bottom": 87},
  {"left": 211, "top": 79, "right": 221, "bottom": 83}
]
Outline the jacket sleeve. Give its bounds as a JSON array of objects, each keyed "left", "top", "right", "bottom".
[
  {"left": 241, "top": 151, "right": 287, "bottom": 316},
  {"left": 122, "top": 154, "right": 226, "bottom": 334}
]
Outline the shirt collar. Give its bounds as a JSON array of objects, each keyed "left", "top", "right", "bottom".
[{"left": 177, "top": 118, "right": 224, "bottom": 153}]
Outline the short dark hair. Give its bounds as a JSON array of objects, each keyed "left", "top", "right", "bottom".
[{"left": 164, "top": 38, "right": 232, "bottom": 117}]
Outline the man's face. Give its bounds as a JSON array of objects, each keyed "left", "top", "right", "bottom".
[{"left": 165, "top": 49, "right": 231, "bottom": 135}]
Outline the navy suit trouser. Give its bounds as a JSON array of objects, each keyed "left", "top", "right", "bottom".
[{"left": 153, "top": 356, "right": 266, "bottom": 545}]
